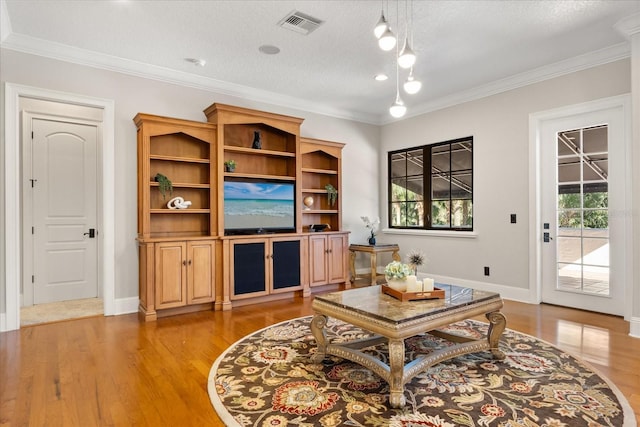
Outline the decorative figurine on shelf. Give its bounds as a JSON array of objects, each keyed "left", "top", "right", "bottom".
[
  {"left": 251, "top": 130, "right": 262, "bottom": 149},
  {"left": 154, "top": 173, "right": 173, "bottom": 200},
  {"left": 303, "top": 195, "right": 314, "bottom": 210},
  {"left": 361, "top": 215, "right": 380, "bottom": 245},
  {"left": 166, "top": 196, "right": 192, "bottom": 210}
]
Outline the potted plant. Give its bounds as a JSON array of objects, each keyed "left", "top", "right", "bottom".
[
  {"left": 154, "top": 173, "right": 173, "bottom": 200},
  {"left": 325, "top": 184, "right": 338, "bottom": 207},
  {"left": 384, "top": 261, "right": 413, "bottom": 292},
  {"left": 224, "top": 160, "right": 236, "bottom": 172},
  {"left": 361, "top": 216, "right": 380, "bottom": 245}
]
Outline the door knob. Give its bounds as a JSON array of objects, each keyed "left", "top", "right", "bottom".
[{"left": 83, "top": 228, "right": 96, "bottom": 238}]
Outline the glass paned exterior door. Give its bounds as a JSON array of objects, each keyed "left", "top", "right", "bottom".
[{"left": 556, "top": 125, "right": 609, "bottom": 296}]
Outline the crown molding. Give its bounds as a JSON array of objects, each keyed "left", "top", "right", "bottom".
[
  {"left": 0, "top": 33, "right": 377, "bottom": 124},
  {"left": 615, "top": 13, "right": 640, "bottom": 37},
  {"left": 1, "top": 31, "right": 631, "bottom": 127},
  {"left": 382, "top": 42, "right": 631, "bottom": 125}
]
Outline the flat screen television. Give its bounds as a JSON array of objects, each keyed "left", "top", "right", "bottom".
[{"left": 224, "top": 180, "right": 296, "bottom": 235}]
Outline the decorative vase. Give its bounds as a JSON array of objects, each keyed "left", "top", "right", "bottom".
[
  {"left": 368, "top": 236, "right": 376, "bottom": 245},
  {"left": 251, "top": 131, "right": 262, "bottom": 149},
  {"left": 386, "top": 277, "right": 407, "bottom": 292},
  {"left": 225, "top": 164, "right": 235, "bottom": 172},
  {"left": 303, "top": 196, "right": 314, "bottom": 210}
]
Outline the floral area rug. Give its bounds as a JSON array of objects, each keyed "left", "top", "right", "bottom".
[{"left": 208, "top": 316, "right": 635, "bottom": 427}]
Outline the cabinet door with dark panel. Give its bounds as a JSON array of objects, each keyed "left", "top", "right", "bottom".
[
  {"left": 271, "top": 237, "right": 302, "bottom": 293},
  {"left": 231, "top": 239, "right": 268, "bottom": 298}
]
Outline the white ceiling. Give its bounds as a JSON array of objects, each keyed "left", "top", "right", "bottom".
[{"left": 2, "top": 0, "right": 639, "bottom": 124}]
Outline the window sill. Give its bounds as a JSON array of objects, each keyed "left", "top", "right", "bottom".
[{"left": 382, "top": 228, "right": 477, "bottom": 238}]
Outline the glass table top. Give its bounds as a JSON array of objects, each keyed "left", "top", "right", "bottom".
[{"left": 313, "top": 284, "right": 501, "bottom": 325}]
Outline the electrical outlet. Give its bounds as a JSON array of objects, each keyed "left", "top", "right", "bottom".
[
  {"left": 484, "top": 266, "right": 490, "bottom": 276},
  {"left": 510, "top": 214, "right": 516, "bottom": 223}
]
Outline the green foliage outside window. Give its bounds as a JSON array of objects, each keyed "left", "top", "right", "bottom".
[{"left": 558, "top": 192, "right": 608, "bottom": 229}]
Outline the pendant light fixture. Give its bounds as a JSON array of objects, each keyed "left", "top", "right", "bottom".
[
  {"left": 374, "top": 0, "right": 420, "bottom": 118},
  {"left": 389, "top": 6, "right": 406, "bottom": 119},
  {"left": 397, "top": 0, "right": 415, "bottom": 68},
  {"left": 374, "top": 8, "right": 389, "bottom": 39},
  {"left": 378, "top": 27, "right": 396, "bottom": 51},
  {"left": 403, "top": 66, "right": 422, "bottom": 94},
  {"left": 376, "top": 0, "right": 396, "bottom": 51}
]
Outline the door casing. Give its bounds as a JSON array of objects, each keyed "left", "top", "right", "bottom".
[{"left": 3, "top": 82, "right": 116, "bottom": 332}]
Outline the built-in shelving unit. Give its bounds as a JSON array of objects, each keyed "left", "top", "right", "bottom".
[
  {"left": 300, "top": 137, "right": 345, "bottom": 232},
  {"left": 134, "top": 113, "right": 219, "bottom": 320},
  {"left": 135, "top": 105, "right": 349, "bottom": 319}
]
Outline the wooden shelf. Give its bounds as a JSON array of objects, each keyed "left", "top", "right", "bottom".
[
  {"left": 302, "top": 209, "right": 338, "bottom": 214},
  {"left": 223, "top": 172, "right": 296, "bottom": 181},
  {"left": 150, "top": 155, "right": 210, "bottom": 164},
  {"left": 150, "top": 209, "right": 211, "bottom": 214},
  {"left": 151, "top": 182, "right": 210, "bottom": 189},
  {"left": 302, "top": 188, "right": 329, "bottom": 194},
  {"left": 223, "top": 145, "right": 296, "bottom": 158},
  {"left": 301, "top": 167, "right": 338, "bottom": 175}
]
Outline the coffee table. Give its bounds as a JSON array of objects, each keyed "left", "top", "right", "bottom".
[{"left": 310, "top": 284, "right": 506, "bottom": 408}]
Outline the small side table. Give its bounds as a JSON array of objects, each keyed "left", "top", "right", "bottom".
[{"left": 349, "top": 244, "right": 401, "bottom": 286}]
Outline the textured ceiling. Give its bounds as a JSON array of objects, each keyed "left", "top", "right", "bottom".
[{"left": 2, "top": 0, "right": 639, "bottom": 124}]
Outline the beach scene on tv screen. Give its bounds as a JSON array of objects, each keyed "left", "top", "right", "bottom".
[{"left": 224, "top": 181, "right": 295, "bottom": 230}]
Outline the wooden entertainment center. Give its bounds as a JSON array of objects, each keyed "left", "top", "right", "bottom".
[{"left": 135, "top": 103, "right": 349, "bottom": 320}]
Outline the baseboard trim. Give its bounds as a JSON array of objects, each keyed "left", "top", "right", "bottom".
[
  {"left": 629, "top": 316, "right": 640, "bottom": 338},
  {"left": 0, "top": 313, "right": 6, "bottom": 332},
  {"left": 114, "top": 297, "right": 139, "bottom": 316}
]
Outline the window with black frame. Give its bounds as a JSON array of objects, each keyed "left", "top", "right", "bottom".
[{"left": 389, "top": 137, "right": 473, "bottom": 230}]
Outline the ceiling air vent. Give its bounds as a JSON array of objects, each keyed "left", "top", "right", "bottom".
[{"left": 278, "top": 10, "right": 324, "bottom": 35}]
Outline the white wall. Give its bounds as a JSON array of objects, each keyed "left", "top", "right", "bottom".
[
  {"left": 378, "top": 60, "right": 630, "bottom": 300},
  {"left": 0, "top": 47, "right": 632, "bottom": 316},
  {"left": 0, "top": 48, "right": 380, "bottom": 312}
]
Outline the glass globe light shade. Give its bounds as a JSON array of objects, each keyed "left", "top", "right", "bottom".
[
  {"left": 389, "top": 96, "right": 407, "bottom": 118},
  {"left": 397, "top": 39, "right": 416, "bottom": 69},
  {"left": 378, "top": 28, "right": 396, "bottom": 51},
  {"left": 403, "top": 74, "right": 422, "bottom": 94},
  {"left": 374, "top": 13, "right": 388, "bottom": 39}
]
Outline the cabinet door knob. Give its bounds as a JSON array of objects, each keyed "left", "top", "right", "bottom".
[
  {"left": 182, "top": 260, "right": 187, "bottom": 266},
  {"left": 188, "top": 260, "right": 192, "bottom": 265}
]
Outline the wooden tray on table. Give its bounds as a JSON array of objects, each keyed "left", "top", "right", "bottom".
[{"left": 381, "top": 284, "right": 445, "bottom": 302}]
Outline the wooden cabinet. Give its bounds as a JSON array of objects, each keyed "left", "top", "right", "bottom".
[
  {"left": 229, "top": 236, "right": 303, "bottom": 300},
  {"left": 135, "top": 113, "right": 218, "bottom": 320},
  {"left": 300, "top": 137, "right": 344, "bottom": 232},
  {"left": 308, "top": 232, "right": 349, "bottom": 287},
  {"left": 154, "top": 240, "right": 215, "bottom": 309},
  {"left": 136, "top": 105, "right": 349, "bottom": 317}
]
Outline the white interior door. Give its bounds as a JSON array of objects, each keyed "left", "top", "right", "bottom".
[
  {"left": 31, "top": 118, "right": 98, "bottom": 304},
  {"left": 540, "top": 107, "right": 626, "bottom": 315}
]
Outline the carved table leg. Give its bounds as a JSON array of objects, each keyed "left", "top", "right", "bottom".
[
  {"left": 369, "top": 252, "right": 377, "bottom": 285},
  {"left": 310, "top": 314, "right": 328, "bottom": 363},
  {"left": 349, "top": 250, "right": 356, "bottom": 283},
  {"left": 387, "top": 338, "right": 406, "bottom": 408},
  {"left": 486, "top": 311, "right": 507, "bottom": 359}
]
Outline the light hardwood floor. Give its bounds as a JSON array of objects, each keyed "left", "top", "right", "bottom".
[{"left": 1, "top": 297, "right": 638, "bottom": 426}]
